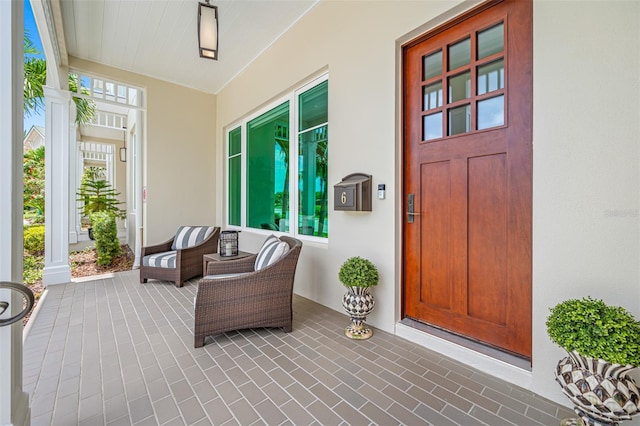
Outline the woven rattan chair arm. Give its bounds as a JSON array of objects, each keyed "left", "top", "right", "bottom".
[
  {"left": 206, "top": 254, "right": 257, "bottom": 275},
  {"left": 141, "top": 238, "right": 174, "bottom": 257}
]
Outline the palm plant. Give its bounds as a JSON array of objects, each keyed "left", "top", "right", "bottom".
[
  {"left": 76, "top": 168, "right": 126, "bottom": 223},
  {"left": 23, "top": 32, "right": 95, "bottom": 125}
]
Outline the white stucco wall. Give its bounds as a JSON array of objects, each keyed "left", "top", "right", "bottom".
[
  {"left": 216, "top": 0, "right": 465, "bottom": 335},
  {"left": 215, "top": 0, "right": 640, "bottom": 408},
  {"left": 69, "top": 57, "right": 218, "bottom": 244},
  {"left": 532, "top": 0, "right": 640, "bottom": 407}
]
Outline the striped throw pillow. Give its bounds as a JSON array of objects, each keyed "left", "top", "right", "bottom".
[
  {"left": 255, "top": 236, "right": 290, "bottom": 270},
  {"left": 171, "top": 226, "right": 214, "bottom": 250}
]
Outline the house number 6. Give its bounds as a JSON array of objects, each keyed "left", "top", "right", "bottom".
[{"left": 341, "top": 192, "right": 347, "bottom": 204}]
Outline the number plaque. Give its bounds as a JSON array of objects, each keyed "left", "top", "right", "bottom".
[{"left": 333, "top": 173, "right": 372, "bottom": 211}]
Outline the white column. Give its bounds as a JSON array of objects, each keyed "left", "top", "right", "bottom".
[
  {"left": 43, "top": 87, "right": 73, "bottom": 285},
  {"left": 68, "top": 124, "right": 78, "bottom": 244},
  {"left": 76, "top": 141, "right": 84, "bottom": 238},
  {"left": 133, "top": 110, "right": 145, "bottom": 268},
  {"left": 0, "top": 2, "right": 31, "bottom": 425}
]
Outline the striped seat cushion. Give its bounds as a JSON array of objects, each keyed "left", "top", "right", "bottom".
[
  {"left": 171, "top": 226, "right": 214, "bottom": 250},
  {"left": 255, "top": 235, "right": 290, "bottom": 270},
  {"left": 142, "top": 251, "right": 176, "bottom": 269}
]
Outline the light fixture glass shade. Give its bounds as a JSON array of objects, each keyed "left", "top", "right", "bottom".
[
  {"left": 198, "top": 2, "right": 218, "bottom": 60},
  {"left": 119, "top": 147, "right": 126, "bottom": 162}
]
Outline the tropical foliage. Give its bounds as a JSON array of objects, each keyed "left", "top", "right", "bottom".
[
  {"left": 23, "top": 32, "right": 95, "bottom": 125},
  {"left": 77, "top": 167, "right": 126, "bottom": 222},
  {"left": 23, "top": 146, "right": 45, "bottom": 220}
]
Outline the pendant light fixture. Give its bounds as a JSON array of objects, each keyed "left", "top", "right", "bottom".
[
  {"left": 198, "top": 1, "right": 218, "bottom": 60},
  {"left": 119, "top": 127, "right": 127, "bottom": 162}
]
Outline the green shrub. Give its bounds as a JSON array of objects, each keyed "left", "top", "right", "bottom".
[
  {"left": 546, "top": 296, "right": 640, "bottom": 366},
  {"left": 23, "top": 255, "right": 43, "bottom": 285},
  {"left": 24, "top": 225, "right": 45, "bottom": 255},
  {"left": 90, "top": 212, "right": 121, "bottom": 266},
  {"left": 339, "top": 256, "right": 379, "bottom": 288},
  {"left": 23, "top": 146, "right": 45, "bottom": 218}
]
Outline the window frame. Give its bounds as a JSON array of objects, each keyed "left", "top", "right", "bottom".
[{"left": 225, "top": 73, "right": 329, "bottom": 243}]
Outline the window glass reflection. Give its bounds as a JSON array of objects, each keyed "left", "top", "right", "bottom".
[
  {"left": 477, "top": 60, "right": 504, "bottom": 95},
  {"left": 477, "top": 95, "right": 504, "bottom": 130},
  {"left": 423, "top": 50, "right": 443, "bottom": 81},
  {"left": 423, "top": 112, "right": 443, "bottom": 141},
  {"left": 448, "top": 38, "right": 470, "bottom": 71}
]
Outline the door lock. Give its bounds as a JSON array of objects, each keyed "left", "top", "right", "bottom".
[{"left": 407, "top": 193, "right": 420, "bottom": 223}]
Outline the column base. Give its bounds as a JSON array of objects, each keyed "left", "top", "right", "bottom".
[{"left": 42, "top": 265, "right": 71, "bottom": 286}]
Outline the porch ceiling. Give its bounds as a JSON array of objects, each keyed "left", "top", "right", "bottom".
[{"left": 58, "top": 0, "right": 318, "bottom": 94}]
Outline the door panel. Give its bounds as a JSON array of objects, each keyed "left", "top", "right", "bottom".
[
  {"left": 402, "top": 0, "right": 532, "bottom": 358},
  {"left": 420, "top": 161, "right": 451, "bottom": 310},
  {"left": 468, "top": 153, "right": 507, "bottom": 326}
]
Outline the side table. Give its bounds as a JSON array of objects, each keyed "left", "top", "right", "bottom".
[{"left": 203, "top": 251, "right": 252, "bottom": 276}]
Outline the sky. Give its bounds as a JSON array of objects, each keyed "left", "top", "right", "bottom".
[{"left": 24, "top": 1, "right": 46, "bottom": 133}]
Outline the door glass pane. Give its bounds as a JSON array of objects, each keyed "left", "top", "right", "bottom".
[
  {"left": 423, "top": 50, "right": 443, "bottom": 80},
  {"left": 448, "top": 38, "right": 470, "bottom": 71},
  {"left": 229, "top": 127, "right": 241, "bottom": 156},
  {"left": 299, "top": 80, "right": 328, "bottom": 132},
  {"left": 477, "top": 95, "right": 504, "bottom": 130},
  {"left": 105, "top": 82, "right": 116, "bottom": 101},
  {"left": 93, "top": 79, "right": 103, "bottom": 97},
  {"left": 477, "top": 60, "right": 504, "bottom": 95},
  {"left": 448, "top": 72, "right": 470, "bottom": 102},
  {"left": 298, "top": 126, "right": 328, "bottom": 237},
  {"left": 448, "top": 104, "right": 470, "bottom": 135},
  {"left": 228, "top": 127, "right": 241, "bottom": 226},
  {"left": 477, "top": 23, "right": 504, "bottom": 59},
  {"left": 423, "top": 82, "right": 443, "bottom": 111},
  {"left": 423, "top": 112, "right": 443, "bottom": 141},
  {"left": 298, "top": 81, "right": 328, "bottom": 238},
  {"left": 228, "top": 156, "right": 241, "bottom": 226},
  {"left": 247, "top": 102, "right": 290, "bottom": 232}
]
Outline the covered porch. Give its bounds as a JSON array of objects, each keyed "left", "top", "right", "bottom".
[
  {"left": 2, "top": 0, "right": 640, "bottom": 424},
  {"left": 24, "top": 271, "right": 573, "bottom": 425}
]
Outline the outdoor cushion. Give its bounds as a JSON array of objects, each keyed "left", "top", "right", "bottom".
[
  {"left": 255, "top": 235, "right": 290, "bottom": 270},
  {"left": 202, "top": 273, "right": 250, "bottom": 280},
  {"left": 143, "top": 251, "right": 176, "bottom": 269},
  {"left": 171, "top": 226, "right": 215, "bottom": 250}
]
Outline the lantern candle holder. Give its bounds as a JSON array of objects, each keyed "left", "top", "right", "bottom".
[{"left": 219, "top": 231, "right": 239, "bottom": 257}]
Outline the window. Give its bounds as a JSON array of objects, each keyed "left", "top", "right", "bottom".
[
  {"left": 421, "top": 22, "right": 505, "bottom": 141},
  {"left": 226, "top": 75, "right": 328, "bottom": 239}
]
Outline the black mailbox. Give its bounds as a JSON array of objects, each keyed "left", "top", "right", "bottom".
[{"left": 334, "top": 173, "right": 372, "bottom": 211}]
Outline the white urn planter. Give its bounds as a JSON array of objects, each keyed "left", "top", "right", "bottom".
[
  {"left": 342, "top": 286, "right": 375, "bottom": 339},
  {"left": 556, "top": 351, "right": 640, "bottom": 426},
  {"left": 546, "top": 297, "right": 640, "bottom": 426},
  {"left": 338, "top": 256, "right": 379, "bottom": 340}
]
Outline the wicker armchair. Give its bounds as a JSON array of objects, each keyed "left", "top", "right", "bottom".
[
  {"left": 194, "top": 236, "right": 302, "bottom": 348},
  {"left": 140, "top": 226, "right": 220, "bottom": 288}
]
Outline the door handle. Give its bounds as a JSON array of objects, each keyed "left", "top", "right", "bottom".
[{"left": 407, "top": 193, "right": 421, "bottom": 223}]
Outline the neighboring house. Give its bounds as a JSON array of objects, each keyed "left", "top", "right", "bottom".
[
  {"left": 2, "top": 1, "right": 639, "bottom": 423},
  {"left": 22, "top": 125, "right": 44, "bottom": 152}
]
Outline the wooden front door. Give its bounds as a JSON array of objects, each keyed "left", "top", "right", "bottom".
[{"left": 402, "top": 0, "right": 532, "bottom": 358}]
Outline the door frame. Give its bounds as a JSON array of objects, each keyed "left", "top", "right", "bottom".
[{"left": 395, "top": 0, "right": 533, "bottom": 362}]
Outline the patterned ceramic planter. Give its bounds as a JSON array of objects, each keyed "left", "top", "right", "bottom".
[
  {"left": 556, "top": 351, "right": 640, "bottom": 426},
  {"left": 342, "top": 286, "right": 375, "bottom": 339}
]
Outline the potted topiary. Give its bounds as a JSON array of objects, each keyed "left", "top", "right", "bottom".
[
  {"left": 339, "top": 256, "right": 379, "bottom": 339},
  {"left": 546, "top": 297, "right": 640, "bottom": 425}
]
